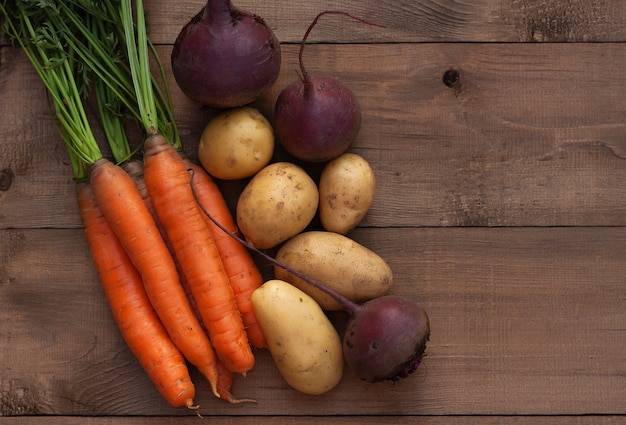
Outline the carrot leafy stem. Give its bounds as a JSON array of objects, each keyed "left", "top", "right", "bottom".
[
  {"left": 1, "top": 0, "right": 182, "bottom": 176},
  {"left": 1, "top": 1, "right": 103, "bottom": 181}
]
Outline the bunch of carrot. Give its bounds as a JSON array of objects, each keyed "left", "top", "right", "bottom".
[{"left": 1, "top": 0, "right": 266, "bottom": 410}]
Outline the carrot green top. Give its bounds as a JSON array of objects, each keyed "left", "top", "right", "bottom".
[
  {"left": 0, "top": 0, "right": 183, "bottom": 182},
  {"left": 1, "top": 1, "right": 103, "bottom": 181}
]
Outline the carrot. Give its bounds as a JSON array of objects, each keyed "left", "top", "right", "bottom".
[
  {"left": 121, "top": 159, "right": 173, "bottom": 242},
  {"left": 142, "top": 134, "right": 255, "bottom": 375},
  {"left": 89, "top": 157, "right": 220, "bottom": 398},
  {"left": 177, "top": 266, "right": 254, "bottom": 404},
  {"left": 76, "top": 182, "right": 196, "bottom": 408},
  {"left": 184, "top": 158, "right": 267, "bottom": 349}
]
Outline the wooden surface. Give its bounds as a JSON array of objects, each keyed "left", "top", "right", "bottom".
[{"left": 1, "top": 0, "right": 625, "bottom": 423}]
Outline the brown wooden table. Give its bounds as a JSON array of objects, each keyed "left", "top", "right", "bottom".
[{"left": 1, "top": 0, "right": 625, "bottom": 423}]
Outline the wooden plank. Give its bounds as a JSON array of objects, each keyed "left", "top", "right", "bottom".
[
  {"left": 2, "top": 416, "right": 626, "bottom": 425},
  {"left": 2, "top": 0, "right": 625, "bottom": 44},
  {"left": 2, "top": 43, "right": 626, "bottom": 229},
  {"left": 0, "top": 47, "right": 81, "bottom": 229},
  {"left": 145, "top": 0, "right": 626, "bottom": 44},
  {"left": 2, "top": 0, "right": 625, "bottom": 423},
  {"left": 2, "top": 227, "right": 624, "bottom": 416}
]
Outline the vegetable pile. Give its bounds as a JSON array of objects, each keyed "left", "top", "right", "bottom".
[{"left": 2, "top": 0, "right": 430, "bottom": 411}]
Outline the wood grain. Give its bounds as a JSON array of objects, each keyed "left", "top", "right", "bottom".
[
  {"left": 1, "top": 0, "right": 625, "bottom": 422},
  {"left": 1, "top": 417, "right": 626, "bottom": 425},
  {"left": 1, "top": 227, "right": 624, "bottom": 416},
  {"left": 145, "top": 0, "right": 626, "bottom": 44},
  {"left": 2, "top": 43, "right": 625, "bottom": 229}
]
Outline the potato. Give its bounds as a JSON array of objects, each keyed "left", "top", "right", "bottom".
[
  {"left": 274, "top": 231, "right": 393, "bottom": 310},
  {"left": 197, "top": 107, "right": 274, "bottom": 180},
  {"left": 236, "top": 162, "right": 319, "bottom": 249},
  {"left": 251, "top": 280, "right": 344, "bottom": 395},
  {"left": 319, "top": 153, "right": 376, "bottom": 234}
]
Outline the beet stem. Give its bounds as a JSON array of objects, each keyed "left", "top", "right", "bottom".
[
  {"left": 297, "top": 10, "right": 385, "bottom": 89},
  {"left": 204, "top": 0, "right": 234, "bottom": 25},
  {"left": 188, "top": 169, "right": 361, "bottom": 315}
]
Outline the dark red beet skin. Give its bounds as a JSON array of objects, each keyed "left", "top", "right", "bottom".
[
  {"left": 171, "top": 0, "right": 281, "bottom": 108},
  {"left": 274, "top": 75, "right": 362, "bottom": 162},
  {"left": 272, "top": 11, "right": 378, "bottom": 163},
  {"left": 343, "top": 295, "right": 430, "bottom": 383}
]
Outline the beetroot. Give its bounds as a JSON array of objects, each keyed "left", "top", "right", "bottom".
[
  {"left": 171, "top": 0, "right": 281, "bottom": 108},
  {"left": 274, "top": 75, "right": 362, "bottom": 162},
  {"left": 274, "top": 11, "right": 381, "bottom": 162},
  {"left": 343, "top": 295, "right": 430, "bottom": 382}
]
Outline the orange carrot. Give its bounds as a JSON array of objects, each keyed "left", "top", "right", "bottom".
[
  {"left": 122, "top": 156, "right": 239, "bottom": 393},
  {"left": 184, "top": 158, "right": 267, "bottom": 349},
  {"left": 142, "top": 134, "right": 255, "bottom": 375},
  {"left": 121, "top": 159, "right": 176, "bottom": 256},
  {"left": 121, "top": 159, "right": 157, "bottom": 219},
  {"left": 76, "top": 182, "right": 195, "bottom": 408},
  {"left": 178, "top": 272, "right": 254, "bottom": 404},
  {"left": 88, "top": 157, "right": 220, "bottom": 397}
]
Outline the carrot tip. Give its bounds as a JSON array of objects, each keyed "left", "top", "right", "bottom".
[
  {"left": 211, "top": 382, "right": 221, "bottom": 399},
  {"left": 185, "top": 401, "right": 202, "bottom": 418}
]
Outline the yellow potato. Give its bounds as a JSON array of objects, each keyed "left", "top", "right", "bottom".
[
  {"left": 274, "top": 231, "right": 393, "bottom": 310},
  {"left": 197, "top": 106, "right": 274, "bottom": 180},
  {"left": 251, "top": 280, "right": 344, "bottom": 395},
  {"left": 319, "top": 153, "right": 376, "bottom": 234},
  {"left": 236, "top": 162, "right": 319, "bottom": 249}
]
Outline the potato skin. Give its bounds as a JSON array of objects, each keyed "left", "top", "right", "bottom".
[
  {"left": 274, "top": 231, "right": 393, "bottom": 310},
  {"left": 251, "top": 280, "right": 344, "bottom": 395},
  {"left": 197, "top": 107, "right": 274, "bottom": 180},
  {"left": 319, "top": 153, "right": 375, "bottom": 234},
  {"left": 236, "top": 162, "right": 319, "bottom": 249}
]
